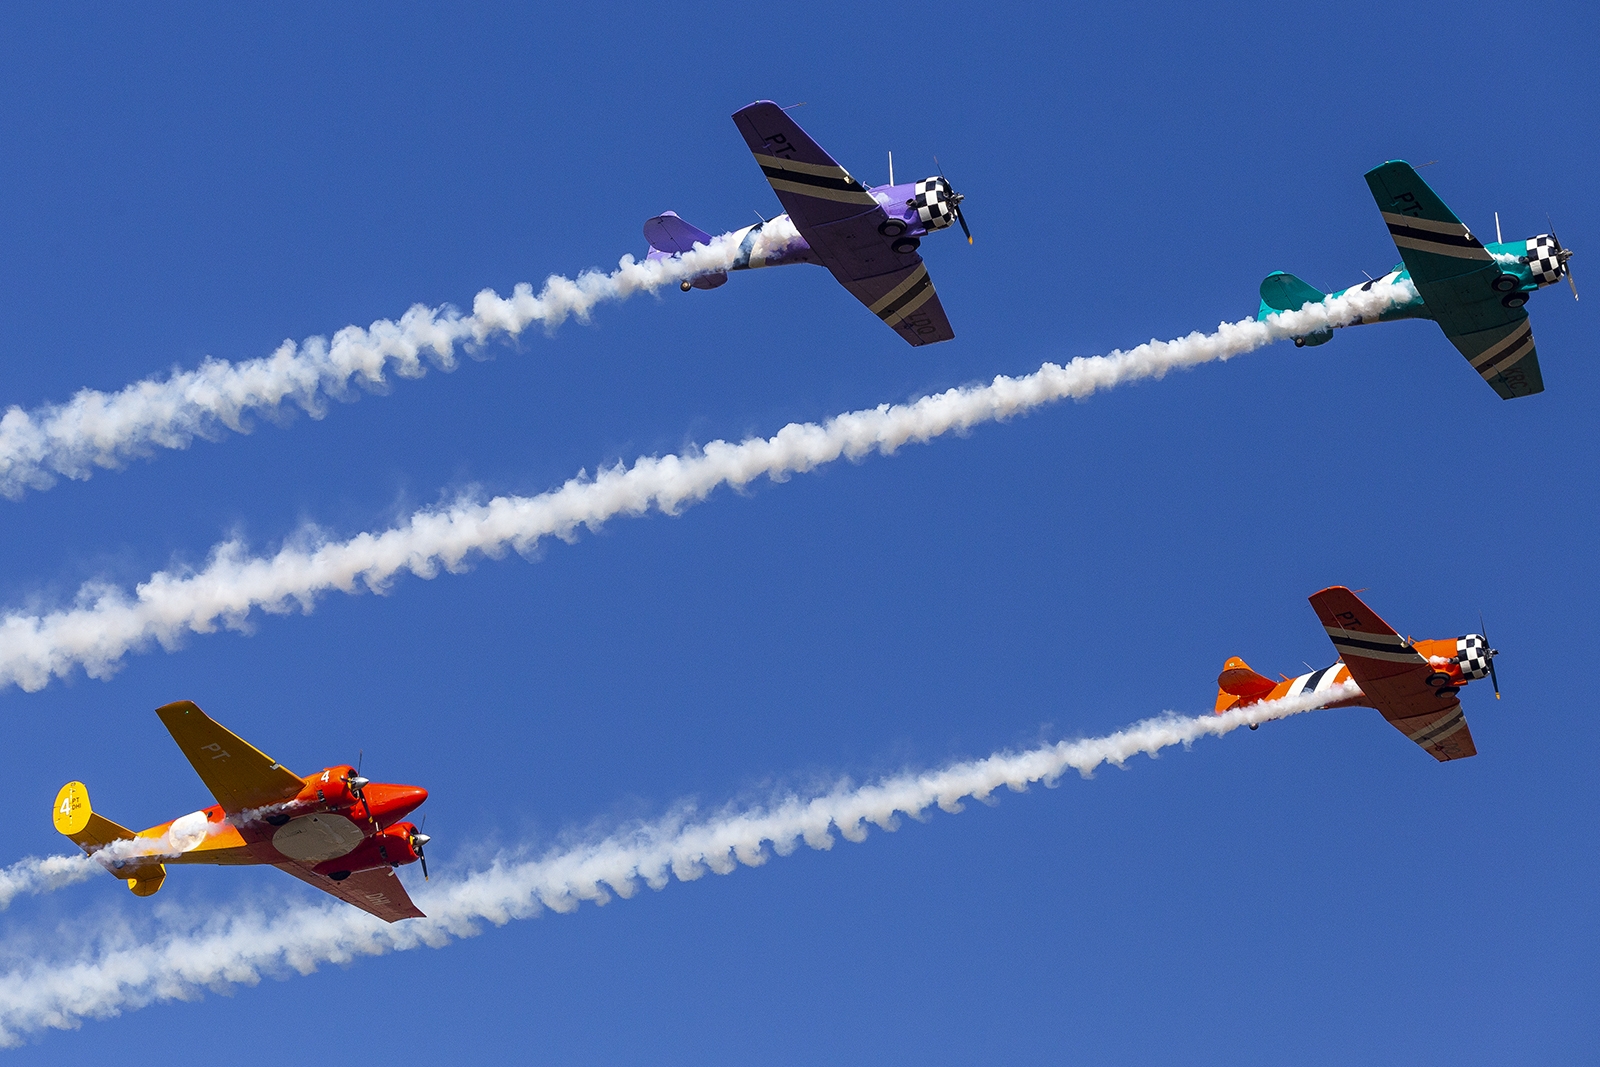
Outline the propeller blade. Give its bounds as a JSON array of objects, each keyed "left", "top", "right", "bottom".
[
  {"left": 931, "top": 155, "right": 972, "bottom": 244},
  {"left": 411, "top": 831, "right": 431, "bottom": 880},
  {"left": 1567, "top": 261, "right": 1579, "bottom": 301},
  {"left": 1480, "top": 613, "right": 1501, "bottom": 700}
]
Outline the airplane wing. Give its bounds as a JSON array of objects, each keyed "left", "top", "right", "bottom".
[
  {"left": 1308, "top": 587, "right": 1477, "bottom": 762},
  {"left": 156, "top": 700, "right": 307, "bottom": 814},
  {"left": 1439, "top": 314, "right": 1545, "bottom": 399},
  {"left": 731, "top": 101, "right": 954, "bottom": 346},
  {"left": 274, "top": 862, "right": 425, "bottom": 923},
  {"left": 1365, "top": 161, "right": 1543, "bottom": 398}
]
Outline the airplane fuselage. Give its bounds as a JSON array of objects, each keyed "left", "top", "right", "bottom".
[
  {"left": 656, "top": 181, "right": 958, "bottom": 290},
  {"left": 106, "top": 765, "right": 428, "bottom": 876}
]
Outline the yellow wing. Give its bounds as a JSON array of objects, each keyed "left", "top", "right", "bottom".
[{"left": 156, "top": 701, "right": 306, "bottom": 814}]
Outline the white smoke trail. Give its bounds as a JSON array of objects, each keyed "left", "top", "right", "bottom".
[
  {"left": 0, "top": 854, "right": 98, "bottom": 910},
  {"left": 0, "top": 280, "right": 1412, "bottom": 691},
  {"left": 0, "top": 684, "right": 1357, "bottom": 1044},
  {"left": 1, "top": 801, "right": 314, "bottom": 910},
  {"left": 0, "top": 222, "right": 798, "bottom": 500}
]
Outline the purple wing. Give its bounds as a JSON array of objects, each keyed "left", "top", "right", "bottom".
[
  {"left": 731, "top": 102, "right": 953, "bottom": 346},
  {"left": 840, "top": 262, "right": 955, "bottom": 346},
  {"left": 732, "top": 101, "right": 880, "bottom": 227}
]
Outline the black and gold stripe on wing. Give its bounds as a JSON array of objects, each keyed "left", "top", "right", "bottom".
[
  {"left": 752, "top": 153, "right": 878, "bottom": 206},
  {"left": 1468, "top": 320, "right": 1535, "bottom": 379},
  {"left": 1380, "top": 212, "right": 1492, "bottom": 261},
  {"left": 1407, "top": 705, "right": 1467, "bottom": 746},
  {"left": 869, "top": 266, "right": 935, "bottom": 326}
]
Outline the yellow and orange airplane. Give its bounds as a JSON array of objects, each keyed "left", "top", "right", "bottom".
[
  {"left": 54, "top": 700, "right": 430, "bottom": 922},
  {"left": 1215, "top": 586, "right": 1498, "bottom": 761}
]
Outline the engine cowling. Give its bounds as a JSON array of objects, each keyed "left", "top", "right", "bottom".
[
  {"left": 910, "top": 177, "right": 957, "bottom": 230},
  {"left": 312, "top": 821, "right": 422, "bottom": 878},
  {"left": 1455, "top": 634, "right": 1493, "bottom": 680},
  {"left": 1524, "top": 234, "right": 1567, "bottom": 287}
]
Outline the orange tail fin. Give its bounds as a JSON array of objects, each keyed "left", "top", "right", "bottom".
[{"left": 1215, "top": 656, "right": 1276, "bottom": 714}]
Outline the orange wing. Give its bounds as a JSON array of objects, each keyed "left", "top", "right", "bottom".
[
  {"left": 274, "top": 863, "right": 425, "bottom": 922},
  {"left": 1308, "top": 587, "right": 1476, "bottom": 762}
]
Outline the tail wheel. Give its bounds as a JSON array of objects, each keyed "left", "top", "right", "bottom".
[{"left": 1293, "top": 337, "right": 1306, "bottom": 348}]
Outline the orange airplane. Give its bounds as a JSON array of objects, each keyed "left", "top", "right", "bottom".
[
  {"left": 53, "top": 700, "right": 430, "bottom": 922},
  {"left": 1214, "top": 586, "right": 1498, "bottom": 761}
]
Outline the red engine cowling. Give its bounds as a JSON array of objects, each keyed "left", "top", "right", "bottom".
[{"left": 313, "top": 822, "right": 421, "bottom": 878}]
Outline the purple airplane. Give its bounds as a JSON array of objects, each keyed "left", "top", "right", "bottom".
[{"left": 645, "top": 101, "right": 969, "bottom": 346}]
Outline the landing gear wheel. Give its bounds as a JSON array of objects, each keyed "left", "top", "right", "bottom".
[
  {"left": 891, "top": 236, "right": 921, "bottom": 255},
  {"left": 1491, "top": 274, "right": 1519, "bottom": 293},
  {"left": 878, "top": 219, "right": 908, "bottom": 238},
  {"left": 1425, "top": 671, "right": 1452, "bottom": 689},
  {"left": 1501, "top": 292, "right": 1528, "bottom": 309}
]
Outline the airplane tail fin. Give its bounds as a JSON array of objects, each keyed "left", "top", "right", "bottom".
[
  {"left": 1214, "top": 656, "right": 1277, "bottom": 714},
  {"left": 52, "top": 782, "right": 167, "bottom": 896},
  {"left": 644, "top": 211, "right": 727, "bottom": 290},
  {"left": 644, "top": 211, "right": 714, "bottom": 255},
  {"left": 1258, "top": 272, "right": 1334, "bottom": 346}
]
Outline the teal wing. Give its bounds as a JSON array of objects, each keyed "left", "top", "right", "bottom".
[
  {"left": 1365, "top": 161, "right": 1542, "bottom": 398},
  {"left": 1440, "top": 316, "right": 1544, "bottom": 399}
]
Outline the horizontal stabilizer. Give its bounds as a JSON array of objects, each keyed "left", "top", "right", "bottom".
[
  {"left": 1259, "top": 272, "right": 1334, "bottom": 345},
  {"left": 644, "top": 211, "right": 714, "bottom": 255},
  {"left": 53, "top": 781, "right": 167, "bottom": 893},
  {"left": 1258, "top": 271, "right": 1328, "bottom": 315},
  {"left": 1215, "top": 656, "right": 1276, "bottom": 712}
]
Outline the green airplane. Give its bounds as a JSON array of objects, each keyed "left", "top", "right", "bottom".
[{"left": 1259, "top": 160, "right": 1576, "bottom": 399}]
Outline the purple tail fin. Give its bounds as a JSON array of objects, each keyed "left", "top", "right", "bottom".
[{"left": 644, "top": 211, "right": 714, "bottom": 254}]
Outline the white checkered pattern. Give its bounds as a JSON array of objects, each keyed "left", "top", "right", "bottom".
[
  {"left": 1456, "top": 635, "right": 1492, "bottom": 680},
  {"left": 1526, "top": 234, "right": 1564, "bottom": 286},
  {"left": 912, "top": 178, "right": 956, "bottom": 230}
]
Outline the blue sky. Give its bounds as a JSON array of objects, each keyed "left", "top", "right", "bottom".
[{"left": 0, "top": 2, "right": 1595, "bottom": 1062}]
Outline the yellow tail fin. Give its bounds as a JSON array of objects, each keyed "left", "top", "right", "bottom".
[{"left": 53, "top": 782, "right": 166, "bottom": 896}]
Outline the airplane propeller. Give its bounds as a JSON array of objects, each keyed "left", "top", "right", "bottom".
[
  {"left": 1547, "top": 216, "right": 1578, "bottom": 300},
  {"left": 411, "top": 816, "right": 431, "bottom": 880},
  {"left": 933, "top": 156, "right": 972, "bottom": 245},
  {"left": 345, "top": 751, "right": 376, "bottom": 825},
  {"left": 1480, "top": 613, "right": 1501, "bottom": 700}
]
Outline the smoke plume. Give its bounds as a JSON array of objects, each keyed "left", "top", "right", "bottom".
[
  {"left": 0, "top": 684, "right": 1356, "bottom": 1044},
  {"left": 0, "top": 280, "right": 1412, "bottom": 691},
  {"left": 0, "top": 222, "right": 798, "bottom": 499}
]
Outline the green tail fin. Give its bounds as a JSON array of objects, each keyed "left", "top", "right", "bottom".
[
  {"left": 1258, "top": 271, "right": 1326, "bottom": 315},
  {"left": 1258, "top": 271, "right": 1333, "bottom": 346}
]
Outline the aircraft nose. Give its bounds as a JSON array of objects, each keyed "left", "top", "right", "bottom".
[{"left": 364, "top": 783, "right": 428, "bottom": 819}]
